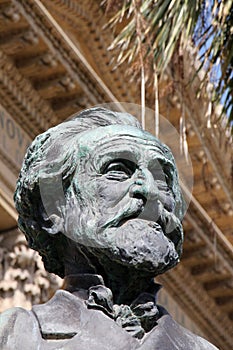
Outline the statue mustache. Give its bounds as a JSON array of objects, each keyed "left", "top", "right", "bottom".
[
  {"left": 97, "top": 196, "right": 183, "bottom": 253},
  {"left": 46, "top": 192, "right": 182, "bottom": 255}
]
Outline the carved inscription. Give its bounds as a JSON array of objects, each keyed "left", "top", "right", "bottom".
[{"left": 0, "top": 106, "right": 31, "bottom": 168}]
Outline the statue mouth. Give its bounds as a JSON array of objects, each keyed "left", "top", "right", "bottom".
[
  {"left": 99, "top": 195, "right": 180, "bottom": 244},
  {"left": 116, "top": 212, "right": 142, "bottom": 227},
  {"left": 101, "top": 195, "right": 169, "bottom": 230},
  {"left": 115, "top": 197, "right": 146, "bottom": 227}
]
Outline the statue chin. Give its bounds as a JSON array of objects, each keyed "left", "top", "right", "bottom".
[{"left": 99, "top": 218, "right": 180, "bottom": 275}]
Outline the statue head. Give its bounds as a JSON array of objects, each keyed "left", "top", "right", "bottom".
[{"left": 14, "top": 107, "right": 184, "bottom": 281}]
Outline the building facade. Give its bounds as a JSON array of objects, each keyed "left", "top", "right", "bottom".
[{"left": 0, "top": 1, "right": 232, "bottom": 349}]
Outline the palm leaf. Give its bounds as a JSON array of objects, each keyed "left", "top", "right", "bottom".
[{"left": 103, "top": 0, "right": 233, "bottom": 128}]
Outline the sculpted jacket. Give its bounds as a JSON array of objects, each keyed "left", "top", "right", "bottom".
[{"left": 0, "top": 288, "right": 219, "bottom": 350}]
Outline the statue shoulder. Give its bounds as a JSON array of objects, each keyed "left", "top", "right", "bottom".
[
  {"left": 0, "top": 307, "right": 31, "bottom": 333},
  {"left": 140, "top": 313, "right": 219, "bottom": 350},
  {"left": 0, "top": 307, "right": 42, "bottom": 350}
]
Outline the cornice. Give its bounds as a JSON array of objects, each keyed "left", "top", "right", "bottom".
[
  {"left": 169, "top": 52, "right": 233, "bottom": 209},
  {"left": 0, "top": 48, "right": 55, "bottom": 136},
  {"left": 185, "top": 99, "right": 233, "bottom": 208},
  {"left": 158, "top": 199, "right": 233, "bottom": 350},
  {"left": 158, "top": 263, "right": 232, "bottom": 350},
  {"left": 13, "top": 0, "right": 121, "bottom": 107},
  {"left": 41, "top": 0, "right": 139, "bottom": 103},
  {"left": 187, "top": 199, "right": 233, "bottom": 270}
]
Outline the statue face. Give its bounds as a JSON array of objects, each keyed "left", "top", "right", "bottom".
[{"left": 64, "top": 125, "right": 183, "bottom": 275}]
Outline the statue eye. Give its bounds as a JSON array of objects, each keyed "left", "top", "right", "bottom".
[
  {"left": 106, "top": 162, "right": 130, "bottom": 174},
  {"left": 102, "top": 159, "right": 136, "bottom": 180}
]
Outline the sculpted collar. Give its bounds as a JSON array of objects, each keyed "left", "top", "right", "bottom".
[{"left": 63, "top": 274, "right": 162, "bottom": 339}]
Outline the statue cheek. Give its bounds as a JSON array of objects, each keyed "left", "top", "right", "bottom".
[
  {"left": 158, "top": 191, "right": 176, "bottom": 212},
  {"left": 96, "top": 178, "right": 133, "bottom": 207}
]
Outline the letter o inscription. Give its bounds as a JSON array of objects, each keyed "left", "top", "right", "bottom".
[{"left": 6, "top": 119, "right": 15, "bottom": 139}]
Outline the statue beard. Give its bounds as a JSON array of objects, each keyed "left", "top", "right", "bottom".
[
  {"left": 97, "top": 220, "right": 182, "bottom": 276},
  {"left": 63, "top": 193, "right": 183, "bottom": 277}
]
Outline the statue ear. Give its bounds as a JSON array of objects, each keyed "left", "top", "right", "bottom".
[{"left": 44, "top": 214, "right": 65, "bottom": 235}]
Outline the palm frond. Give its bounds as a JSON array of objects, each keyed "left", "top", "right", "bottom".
[{"left": 103, "top": 0, "right": 233, "bottom": 128}]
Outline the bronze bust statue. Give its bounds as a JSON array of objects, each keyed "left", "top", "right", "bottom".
[{"left": 0, "top": 108, "right": 218, "bottom": 349}]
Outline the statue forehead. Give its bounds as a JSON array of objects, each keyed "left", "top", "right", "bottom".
[
  {"left": 66, "top": 125, "right": 175, "bottom": 171},
  {"left": 75, "top": 124, "right": 165, "bottom": 155}
]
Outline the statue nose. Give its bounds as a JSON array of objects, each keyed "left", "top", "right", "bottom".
[{"left": 130, "top": 168, "right": 158, "bottom": 201}]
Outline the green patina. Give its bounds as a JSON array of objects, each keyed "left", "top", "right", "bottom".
[{"left": 14, "top": 107, "right": 184, "bottom": 282}]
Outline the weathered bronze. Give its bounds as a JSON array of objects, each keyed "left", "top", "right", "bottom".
[{"left": 0, "top": 108, "right": 218, "bottom": 349}]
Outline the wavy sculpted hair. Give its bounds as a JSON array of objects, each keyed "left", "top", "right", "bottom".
[{"left": 14, "top": 107, "right": 183, "bottom": 278}]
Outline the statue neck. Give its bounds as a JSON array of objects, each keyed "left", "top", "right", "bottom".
[
  {"left": 62, "top": 238, "right": 157, "bottom": 305},
  {"left": 100, "top": 257, "right": 157, "bottom": 304}
]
